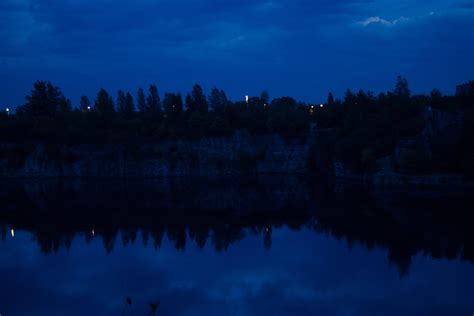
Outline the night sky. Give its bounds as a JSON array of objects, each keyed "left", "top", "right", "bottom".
[{"left": 1, "top": 0, "right": 473, "bottom": 108}]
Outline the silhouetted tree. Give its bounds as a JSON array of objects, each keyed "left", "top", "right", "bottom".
[
  {"left": 125, "top": 92, "right": 134, "bottom": 116},
  {"left": 94, "top": 88, "right": 115, "bottom": 116},
  {"left": 260, "top": 90, "right": 270, "bottom": 105},
  {"left": 117, "top": 90, "right": 126, "bottom": 113},
  {"left": 5, "top": 77, "right": 474, "bottom": 175},
  {"left": 163, "top": 93, "right": 183, "bottom": 115},
  {"left": 208, "top": 88, "right": 220, "bottom": 111},
  {"left": 428, "top": 88, "right": 443, "bottom": 108},
  {"left": 137, "top": 88, "right": 146, "bottom": 113},
  {"left": 186, "top": 84, "right": 208, "bottom": 113},
  {"left": 209, "top": 88, "right": 229, "bottom": 113},
  {"left": 17, "top": 81, "right": 71, "bottom": 117},
  {"left": 357, "top": 89, "right": 368, "bottom": 103},
  {"left": 185, "top": 94, "right": 192, "bottom": 111},
  {"left": 268, "top": 97, "right": 308, "bottom": 136},
  {"left": 430, "top": 89, "right": 442, "bottom": 99},
  {"left": 394, "top": 75, "right": 410, "bottom": 98},
  {"left": 146, "top": 84, "right": 161, "bottom": 113},
  {"left": 327, "top": 92, "right": 335, "bottom": 105},
  {"left": 344, "top": 89, "right": 356, "bottom": 105}
]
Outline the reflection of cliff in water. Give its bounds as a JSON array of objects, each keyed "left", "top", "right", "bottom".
[{"left": 1, "top": 177, "right": 473, "bottom": 277}]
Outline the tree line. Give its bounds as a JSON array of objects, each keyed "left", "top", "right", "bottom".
[
  {"left": 1, "top": 81, "right": 309, "bottom": 141},
  {"left": 0, "top": 77, "right": 473, "bottom": 175}
]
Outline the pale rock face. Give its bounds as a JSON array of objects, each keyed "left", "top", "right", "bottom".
[{"left": 0, "top": 132, "right": 315, "bottom": 178}]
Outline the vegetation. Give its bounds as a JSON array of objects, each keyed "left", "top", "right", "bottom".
[
  {"left": 311, "top": 76, "right": 474, "bottom": 175},
  {"left": 0, "top": 81, "right": 309, "bottom": 144},
  {"left": 0, "top": 76, "right": 473, "bottom": 175}
]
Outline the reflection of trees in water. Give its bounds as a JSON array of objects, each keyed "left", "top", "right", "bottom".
[
  {"left": 4, "top": 208, "right": 474, "bottom": 278},
  {"left": 121, "top": 296, "right": 160, "bottom": 316},
  {"left": 14, "top": 214, "right": 301, "bottom": 255},
  {"left": 264, "top": 226, "right": 272, "bottom": 249},
  {"left": 310, "top": 200, "right": 474, "bottom": 277},
  {"left": 1, "top": 178, "right": 474, "bottom": 277}
]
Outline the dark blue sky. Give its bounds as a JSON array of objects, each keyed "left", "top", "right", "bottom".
[{"left": 1, "top": 0, "right": 473, "bottom": 108}]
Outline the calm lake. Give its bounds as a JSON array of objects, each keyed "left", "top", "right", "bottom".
[{"left": 0, "top": 177, "right": 473, "bottom": 316}]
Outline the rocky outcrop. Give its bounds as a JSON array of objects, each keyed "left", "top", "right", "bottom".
[
  {"left": 330, "top": 106, "right": 473, "bottom": 187},
  {"left": 0, "top": 131, "right": 314, "bottom": 178},
  {"left": 391, "top": 107, "right": 464, "bottom": 174},
  {"left": 0, "top": 109, "right": 472, "bottom": 187}
]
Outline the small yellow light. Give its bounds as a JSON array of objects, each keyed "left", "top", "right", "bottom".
[{"left": 10, "top": 228, "right": 14, "bottom": 237}]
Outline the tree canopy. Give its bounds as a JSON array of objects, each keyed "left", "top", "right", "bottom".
[
  {"left": 16, "top": 81, "right": 71, "bottom": 117},
  {"left": 94, "top": 88, "right": 115, "bottom": 117},
  {"left": 2, "top": 77, "right": 473, "bottom": 177},
  {"left": 146, "top": 84, "right": 161, "bottom": 113}
]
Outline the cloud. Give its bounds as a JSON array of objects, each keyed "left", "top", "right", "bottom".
[
  {"left": 0, "top": 0, "right": 473, "bottom": 107},
  {"left": 358, "top": 16, "right": 409, "bottom": 26}
]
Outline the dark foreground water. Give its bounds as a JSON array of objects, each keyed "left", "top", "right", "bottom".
[{"left": 0, "top": 177, "right": 473, "bottom": 316}]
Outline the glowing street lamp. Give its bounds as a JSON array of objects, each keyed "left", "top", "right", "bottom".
[
  {"left": 320, "top": 104, "right": 324, "bottom": 108},
  {"left": 87, "top": 106, "right": 91, "bottom": 112},
  {"left": 10, "top": 228, "right": 14, "bottom": 238},
  {"left": 6, "top": 108, "right": 10, "bottom": 116},
  {"left": 245, "top": 95, "right": 249, "bottom": 104}
]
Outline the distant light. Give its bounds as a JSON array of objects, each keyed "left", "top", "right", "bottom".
[
  {"left": 310, "top": 105, "right": 315, "bottom": 109},
  {"left": 320, "top": 104, "right": 324, "bottom": 108},
  {"left": 10, "top": 228, "right": 14, "bottom": 237},
  {"left": 245, "top": 95, "right": 249, "bottom": 104},
  {"left": 91, "top": 228, "right": 95, "bottom": 236},
  {"left": 265, "top": 227, "right": 269, "bottom": 233},
  {"left": 5, "top": 108, "right": 10, "bottom": 116},
  {"left": 87, "top": 106, "right": 91, "bottom": 111}
]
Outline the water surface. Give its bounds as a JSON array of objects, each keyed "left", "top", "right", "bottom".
[{"left": 1, "top": 177, "right": 473, "bottom": 315}]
